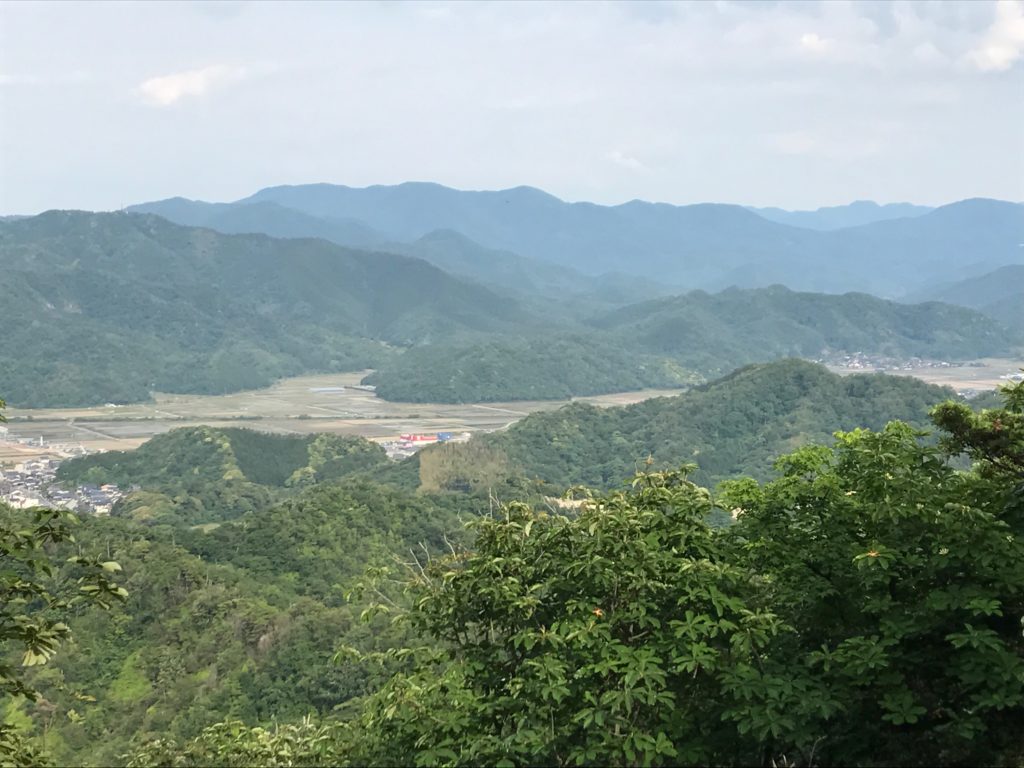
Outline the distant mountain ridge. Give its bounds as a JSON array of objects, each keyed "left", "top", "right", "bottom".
[
  {"left": 129, "top": 183, "right": 1024, "bottom": 297},
  {"left": 749, "top": 200, "right": 933, "bottom": 230},
  {"left": 908, "top": 265, "right": 1024, "bottom": 331}
]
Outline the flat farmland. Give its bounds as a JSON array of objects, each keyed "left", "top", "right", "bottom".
[
  {"left": 1, "top": 372, "right": 686, "bottom": 463},
  {"left": 826, "top": 357, "right": 1023, "bottom": 394}
]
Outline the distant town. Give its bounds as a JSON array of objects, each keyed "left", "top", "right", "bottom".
[
  {"left": 819, "top": 353, "right": 1023, "bottom": 398},
  {"left": 0, "top": 420, "right": 471, "bottom": 514},
  {"left": 380, "top": 431, "right": 472, "bottom": 460},
  {"left": 0, "top": 456, "right": 123, "bottom": 515}
]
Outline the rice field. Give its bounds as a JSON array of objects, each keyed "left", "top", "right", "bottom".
[{"left": 0, "top": 371, "right": 686, "bottom": 464}]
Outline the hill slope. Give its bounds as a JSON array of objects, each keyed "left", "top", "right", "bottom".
[
  {"left": 365, "top": 285, "right": 1021, "bottom": 404},
  {"left": 363, "top": 335, "right": 700, "bottom": 403},
  {"left": 590, "top": 285, "right": 1021, "bottom": 374},
  {"left": 0, "top": 211, "right": 526, "bottom": 407},
  {"left": 412, "top": 360, "right": 958, "bottom": 492},
  {"left": 56, "top": 426, "right": 390, "bottom": 524},
  {"left": 908, "top": 265, "right": 1024, "bottom": 331}
]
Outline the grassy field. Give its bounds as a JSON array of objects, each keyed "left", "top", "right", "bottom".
[{"left": 1, "top": 372, "right": 686, "bottom": 464}]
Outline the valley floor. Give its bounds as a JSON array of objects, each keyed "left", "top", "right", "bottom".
[
  {"left": 5, "top": 357, "right": 1019, "bottom": 467},
  {"left": 826, "top": 356, "right": 1023, "bottom": 397},
  {"left": 0, "top": 371, "right": 686, "bottom": 464}
]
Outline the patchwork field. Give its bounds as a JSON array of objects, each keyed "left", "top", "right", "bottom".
[
  {"left": 5, "top": 357, "right": 1019, "bottom": 466},
  {"left": 0, "top": 372, "right": 686, "bottom": 464}
]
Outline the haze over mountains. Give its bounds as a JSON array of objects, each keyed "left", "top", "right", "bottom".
[
  {"left": 909, "top": 265, "right": 1024, "bottom": 332},
  {"left": 129, "top": 182, "right": 1024, "bottom": 298},
  {"left": 749, "top": 201, "right": 934, "bottom": 230}
]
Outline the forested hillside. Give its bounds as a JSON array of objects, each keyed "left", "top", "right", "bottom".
[
  {"left": 909, "top": 265, "right": 1024, "bottom": 332},
  {"left": 56, "top": 427, "right": 390, "bottom": 525},
  {"left": 590, "top": 285, "right": 1020, "bottom": 375},
  {"left": 5, "top": 211, "right": 1014, "bottom": 410},
  {"left": 1, "top": 480, "right": 476, "bottom": 766},
  {"left": 363, "top": 335, "right": 699, "bottom": 403},
  {"left": 366, "top": 289, "right": 1020, "bottom": 403},
  {"left": 409, "top": 360, "right": 959, "bottom": 492},
  {"left": 0, "top": 211, "right": 527, "bottom": 407}
]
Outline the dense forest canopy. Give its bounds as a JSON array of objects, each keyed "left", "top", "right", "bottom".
[{"left": 5, "top": 374, "right": 1022, "bottom": 767}]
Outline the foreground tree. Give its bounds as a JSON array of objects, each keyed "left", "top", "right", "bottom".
[
  {"left": 0, "top": 401, "right": 127, "bottom": 765},
  {"left": 125, "top": 379, "right": 1024, "bottom": 767},
  {"left": 344, "top": 382, "right": 1024, "bottom": 767}
]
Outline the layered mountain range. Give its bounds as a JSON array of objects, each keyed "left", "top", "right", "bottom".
[
  {"left": 2, "top": 183, "right": 1020, "bottom": 408},
  {"left": 129, "top": 182, "right": 1024, "bottom": 298}
]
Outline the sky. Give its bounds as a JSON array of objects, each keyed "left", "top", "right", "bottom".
[{"left": 1, "top": 0, "right": 1023, "bottom": 214}]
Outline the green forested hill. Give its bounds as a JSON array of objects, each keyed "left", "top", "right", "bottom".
[
  {"left": 909, "top": 265, "right": 1024, "bottom": 332},
  {"left": 411, "top": 360, "right": 958, "bottom": 491},
  {"left": 0, "top": 211, "right": 526, "bottom": 407},
  {"left": 56, "top": 427, "right": 390, "bottom": 524},
  {"left": 2, "top": 478, "right": 476, "bottom": 766},
  {"left": 591, "top": 285, "right": 1021, "bottom": 374},
  {"left": 363, "top": 335, "right": 700, "bottom": 403},
  {"left": 6, "top": 372, "right": 1024, "bottom": 767},
  {"left": 365, "top": 287, "right": 1020, "bottom": 403}
]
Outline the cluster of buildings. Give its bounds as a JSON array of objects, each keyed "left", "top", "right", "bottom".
[
  {"left": 818, "top": 352, "right": 961, "bottom": 372},
  {"left": 381, "top": 431, "right": 471, "bottom": 460},
  {"left": 0, "top": 457, "right": 123, "bottom": 516}
]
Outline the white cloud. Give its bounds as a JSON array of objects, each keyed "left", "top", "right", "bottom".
[
  {"left": 966, "top": 0, "right": 1024, "bottom": 72},
  {"left": 607, "top": 150, "right": 648, "bottom": 172},
  {"left": 137, "top": 65, "right": 246, "bottom": 106},
  {"left": 800, "top": 32, "right": 831, "bottom": 54}
]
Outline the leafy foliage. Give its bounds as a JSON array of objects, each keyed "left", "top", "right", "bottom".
[
  {"left": 334, "top": 378, "right": 1024, "bottom": 767},
  {"left": 123, "top": 717, "right": 348, "bottom": 767},
  {"left": 0, "top": 410, "right": 127, "bottom": 765},
  {"left": 10, "top": 375, "right": 1024, "bottom": 767}
]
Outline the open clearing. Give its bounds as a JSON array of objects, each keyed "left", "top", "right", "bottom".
[{"left": 1, "top": 371, "right": 686, "bottom": 463}]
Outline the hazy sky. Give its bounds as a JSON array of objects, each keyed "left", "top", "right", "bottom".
[{"left": 2, "top": 0, "right": 1023, "bottom": 213}]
